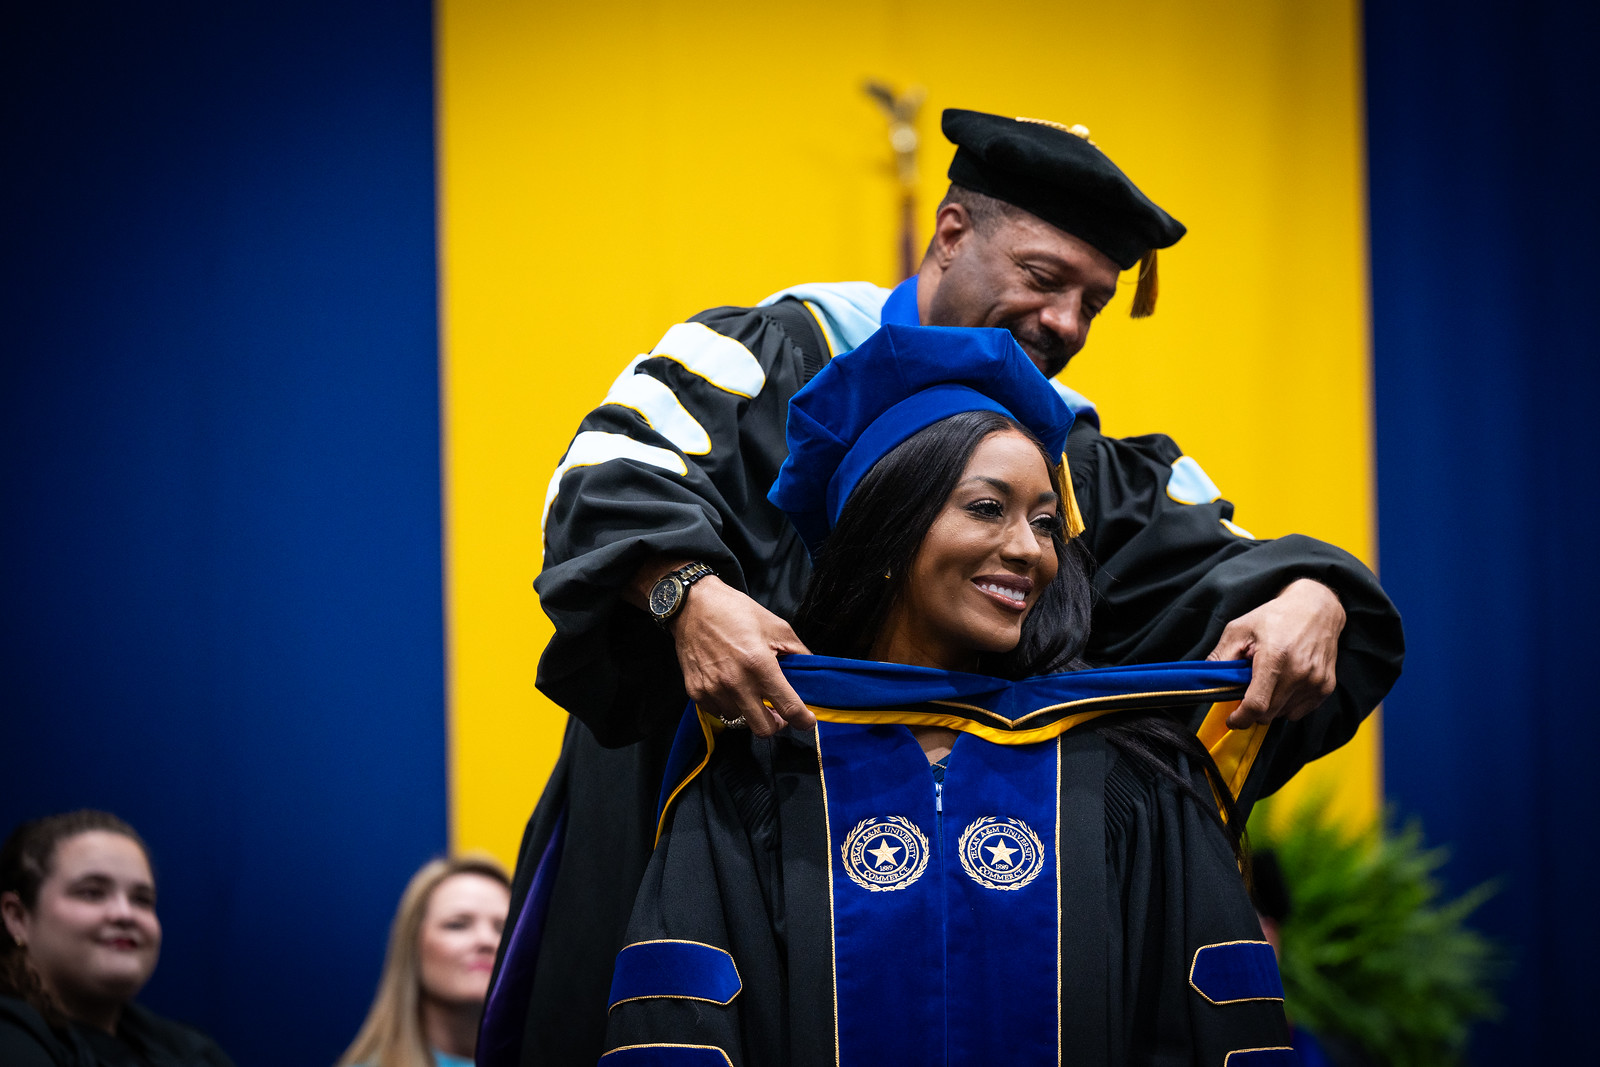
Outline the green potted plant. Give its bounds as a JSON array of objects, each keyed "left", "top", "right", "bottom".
[{"left": 1248, "top": 799, "right": 1502, "bottom": 1067}]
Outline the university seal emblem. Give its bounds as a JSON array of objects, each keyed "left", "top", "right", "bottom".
[
  {"left": 958, "top": 816, "right": 1045, "bottom": 891},
  {"left": 841, "top": 815, "right": 929, "bottom": 892}
]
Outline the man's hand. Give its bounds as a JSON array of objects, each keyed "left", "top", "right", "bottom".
[
  {"left": 667, "top": 577, "right": 815, "bottom": 736},
  {"left": 1207, "top": 578, "right": 1345, "bottom": 730}
]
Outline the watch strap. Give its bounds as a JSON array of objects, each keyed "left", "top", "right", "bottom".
[{"left": 672, "top": 561, "right": 716, "bottom": 590}]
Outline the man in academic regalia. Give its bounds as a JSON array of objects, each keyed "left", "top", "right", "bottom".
[{"left": 478, "top": 110, "right": 1404, "bottom": 1067}]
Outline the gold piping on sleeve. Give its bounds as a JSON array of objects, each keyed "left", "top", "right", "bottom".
[
  {"left": 599, "top": 1044, "right": 734, "bottom": 1066},
  {"left": 604, "top": 399, "right": 712, "bottom": 456},
  {"left": 650, "top": 351, "right": 758, "bottom": 399},
  {"left": 1188, "top": 940, "right": 1285, "bottom": 1005},
  {"left": 1223, "top": 1050, "right": 1295, "bottom": 1065},
  {"left": 606, "top": 939, "right": 742, "bottom": 1011}
]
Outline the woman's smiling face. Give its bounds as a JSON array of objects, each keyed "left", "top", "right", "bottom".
[
  {"left": 16, "top": 831, "right": 161, "bottom": 1010},
  {"left": 874, "top": 428, "right": 1061, "bottom": 672}
]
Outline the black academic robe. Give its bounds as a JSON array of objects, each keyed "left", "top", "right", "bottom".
[
  {"left": 0, "top": 996, "right": 236, "bottom": 1067},
  {"left": 479, "top": 295, "right": 1403, "bottom": 1067},
  {"left": 601, "top": 659, "right": 1297, "bottom": 1067}
]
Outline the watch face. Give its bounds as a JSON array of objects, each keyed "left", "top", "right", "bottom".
[{"left": 649, "top": 577, "right": 682, "bottom": 618}]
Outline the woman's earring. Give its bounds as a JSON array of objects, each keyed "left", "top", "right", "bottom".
[{"left": 882, "top": 569, "right": 892, "bottom": 580}]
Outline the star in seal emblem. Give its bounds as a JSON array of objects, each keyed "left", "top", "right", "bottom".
[
  {"left": 841, "top": 815, "right": 929, "bottom": 892},
  {"left": 958, "top": 816, "right": 1045, "bottom": 891}
]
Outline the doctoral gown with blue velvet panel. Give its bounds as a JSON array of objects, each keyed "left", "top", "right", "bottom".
[{"left": 600, "top": 659, "right": 1298, "bottom": 1067}]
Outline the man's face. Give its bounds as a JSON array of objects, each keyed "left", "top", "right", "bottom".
[{"left": 925, "top": 210, "right": 1121, "bottom": 377}]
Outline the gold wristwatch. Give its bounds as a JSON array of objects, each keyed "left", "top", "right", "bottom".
[{"left": 647, "top": 561, "right": 717, "bottom": 629}]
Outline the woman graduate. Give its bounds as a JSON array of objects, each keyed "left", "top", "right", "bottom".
[{"left": 598, "top": 325, "right": 1299, "bottom": 1067}]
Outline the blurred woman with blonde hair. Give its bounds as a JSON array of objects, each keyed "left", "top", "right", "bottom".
[{"left": 339, "top": 855, "right": 510, "bottom": 1067}]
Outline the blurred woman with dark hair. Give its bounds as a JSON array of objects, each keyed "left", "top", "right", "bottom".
[
  {"left": 0, "top": 809, "right": 234, "bottom": 1067},
  {"left": 338, "top": 855, "right": 510, "bottom": 1067}
]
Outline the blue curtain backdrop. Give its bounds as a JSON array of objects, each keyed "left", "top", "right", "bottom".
[
  {"left": 1368, "top": 0, "right": 1599, "bottom": 1061},
  {"left": 0, "top": 3, "right": 445, "bottom": 1065}
]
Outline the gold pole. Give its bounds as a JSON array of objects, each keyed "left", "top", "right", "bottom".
[{"left": 864, "top": 81, "right": 925, "bottom": 282}]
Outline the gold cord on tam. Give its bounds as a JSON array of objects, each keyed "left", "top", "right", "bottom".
[{"left": 1015, "top": 116, "right": 1098, "bottom": 147}]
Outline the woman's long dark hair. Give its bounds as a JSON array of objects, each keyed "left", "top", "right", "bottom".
[{"left": 793, "top": 411, "right": 1247, "bottom": 864}]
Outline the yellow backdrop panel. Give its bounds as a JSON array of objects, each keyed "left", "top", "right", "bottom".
[{"left": 439, "top": 0, "right": 1377, "bottom": 864}]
